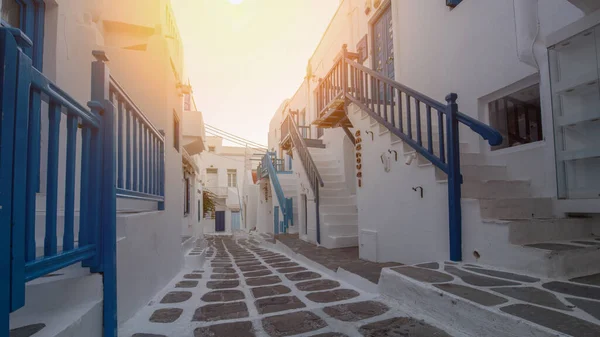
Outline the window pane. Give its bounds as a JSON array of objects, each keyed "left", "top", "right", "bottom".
[
  {"left": 488, "top": 84, "right": 542, "bottom": 151},
  {"left": 1, "top": 0, "right": 20, "bottom": 28}
]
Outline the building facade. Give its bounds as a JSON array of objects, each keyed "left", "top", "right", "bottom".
[
  {"left": 2, "top": 0, "right": 204, "bottom": 334},
  {"left": 260, "top": 0, "right": 600, "bottom": 279}
]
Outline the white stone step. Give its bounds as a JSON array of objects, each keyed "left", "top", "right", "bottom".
[
  {"left": 320, "top": 204, "right": 357, "bottom": 214},
  {"left": 312, "top": 159, "right": 339, "bottom": 168},
  {"left": 506, "top": 217, "right": 598, "bottom": 245},
  {"left": 321, "top": 174, "right": 344, "bottom": 183},
  {"left": 323, "top": 223, "right": 358, "bottom": 236},
  {"left": 321, "top": 213, "right": 358, "bottom": 225},
  {"left": 322, "top": 234, "right": 359, "bottom": 249},
  {"left": 462, "top": 180, "right": 531, "bottom": 199},
  {"left": 478, "top": 198, "right": 553, "bottom": 220},
  {"left": 462, "top": 164, "right": 508, "bottom": 181},
  {"left": 10, "top": 271, "right": 103, "bottom": 337},
  {"left": 320, "top": 181, "right": 349, "bottom": 190},
  {"left": 320, "top": 188, "right": 349, "bottom": 197},
  {"left": 317, "top": 166, "right": 341, "bottom": 175},
  {"left": 320, "top": 195, "right": 356, "bottom": 206}
]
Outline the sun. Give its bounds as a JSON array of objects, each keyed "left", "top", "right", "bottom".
[{"left": 228, "top": 0, "right": 244, "bottom": 4}]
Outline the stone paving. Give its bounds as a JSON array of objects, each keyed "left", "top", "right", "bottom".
[
  {"left": 118, "top": 236, "right": 452, "bottom": 337},
  {"left": 390, "top": 261, "right": 600, "bottom": 336},
  {"left": 275, "top": 234, "right": 402, "bottom": 284}
]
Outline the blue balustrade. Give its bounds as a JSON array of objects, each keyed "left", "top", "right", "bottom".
[{"left": 108, "top": 70, "right": 166, "bottom": 208}]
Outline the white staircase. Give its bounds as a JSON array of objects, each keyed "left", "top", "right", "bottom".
[
  {"left": 347, "top": 102, "right": 600, "bottom": 278},
  {"left": 308, "top": 147, "right": 359, "bottom": 249}
]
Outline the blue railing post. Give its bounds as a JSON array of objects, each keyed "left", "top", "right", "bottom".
[
  {"left": 90, "top": 50, "right": 118, "bottom": 337},
  {"left": 445, "top": 93, "right": 463, "bottom": 262}
]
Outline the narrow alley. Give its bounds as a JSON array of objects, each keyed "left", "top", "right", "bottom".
[{"left": 118, "top": 235, "right": 453, "bottom": 337}]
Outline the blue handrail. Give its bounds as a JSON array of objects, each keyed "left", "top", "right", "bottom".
[
  {"left": 262, "top": 153, "right": 292, "bottom": 232},
  {"left": 317, "top": 45, "right": 503, "bottom": 261}
]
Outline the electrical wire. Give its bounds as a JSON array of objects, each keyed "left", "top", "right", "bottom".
[
  {"left": 205, "top": 124, "right": 267, "bottom": 149},
  {"left": 205, "top": 129, "right": 267, "bottom": 152}
]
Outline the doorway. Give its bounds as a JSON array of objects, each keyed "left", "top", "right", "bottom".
[
  {"left": 215, "top": 211, "right": 225, "bottom": 232},
  {"left": 371, "top": 3, "right": 394, "bottom": 81},
  {"left": 231, "top": 211, "right": 241, "bottom": 231}
]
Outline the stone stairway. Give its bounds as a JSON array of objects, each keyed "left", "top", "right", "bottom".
[
  {"left": 346, "top": 102, "right": 600, "bottom": 278},
  {"left": 308, "top": 147, "right": 359, "bottom": 249}
]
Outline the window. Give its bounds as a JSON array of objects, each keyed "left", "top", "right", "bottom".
[
  {"left": 488, "top": 84, "right": 542, "bottom": 151},
  {"left": 208, "top": 146, "right": 215, "bottom": 152},
  {"left": 183, "top": 177, "right": 190, "bottom": 215},
  {"left": 550, "top": 27, "right": 600, "bottom": 199},
  {"left": 1, "top": 1, "right": 44, "bottom": 69},
  {"left": 173, "top": 111, "right": 180, "bottom": 152},
  {"left": 447, "top": 0, "right": 462, "bottom": 7},
  {"left": 1, "top": 0, "right": 20, "bottom": 27},
  {"left": 227, "top": 169, "right": 237, "bottom": 188}
]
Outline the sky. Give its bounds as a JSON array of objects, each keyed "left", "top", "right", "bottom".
[{"left": 171, "top": 0, "right": 341, "bottom": 147}]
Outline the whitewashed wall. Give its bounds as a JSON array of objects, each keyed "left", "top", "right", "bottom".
[{"left": 34, "top": 0, "right": 188, "bottom": 325}]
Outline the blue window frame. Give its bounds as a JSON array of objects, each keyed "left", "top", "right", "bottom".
[
  {"left": 447, "top": 0, "right": 462, "bottom": 7},
  {"left": 1, "top": 0, "right": 44, "bottom": 69}
]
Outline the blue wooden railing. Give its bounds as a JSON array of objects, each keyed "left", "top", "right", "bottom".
[
  {"left": 108, "top": 65, "right": 166, "bottom": 209},
  {"left": 0, "top": 27, "right": 165, "bottom": 336},
  {"left": 261, "top": 153, "right": 293, "bottom": 233},
  {"left": 317, "top": 45, "right": 502, "bottom": 261}
]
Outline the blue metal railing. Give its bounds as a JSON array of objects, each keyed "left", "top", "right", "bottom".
[
  {"left": 261, "top": 153, "right": 293, "bottom": 233},
  {"left": 318, "top": 45, "right": 502, "bottom": 261},
  {"left": 108, "top": 70, "right": 166, "bottom": 209}
]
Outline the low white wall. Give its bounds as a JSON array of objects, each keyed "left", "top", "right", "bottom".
[
  {"left": 291, "top": 149, "right": 318, "bottom": 244},
  {"left": 347, "top": 104, "right": 449, "bottom": 264},
  {"left": 245, "top": 185, "right": 259, "bottom": 230},
  {"left": 116, "top": 211, "right": 183, "bottom": 323}
]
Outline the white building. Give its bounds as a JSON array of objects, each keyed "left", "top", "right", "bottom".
[
  {"left": 259, "top": 0, "right": 600, "bottom": 279},
  {"left": 198, "top": 136, "right": 260, "bottom": 235},
  {"left": 2, "top": 0, "right": 204, "bottom": 335}
]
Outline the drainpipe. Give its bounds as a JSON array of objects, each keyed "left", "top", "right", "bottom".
[{"left": 514, "top": 0, "right": 542, "bottom": 69}]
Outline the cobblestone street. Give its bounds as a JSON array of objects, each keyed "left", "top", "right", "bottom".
[{"left": 119, "top": 236, "right": 453, "bottom": 337}]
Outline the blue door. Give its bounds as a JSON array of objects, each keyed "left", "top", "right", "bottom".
[
  {"left": 274, "top": 206, "right": 279, "bottom": 234},
  {"left": 372, "top": 4, "right": 394, "bottom": 105},
  {"left": 215, "top": 211, "right": 225, "bottom": 232},
  {"left": 231, "top": 211, "right": 241, "bottom": 231}
]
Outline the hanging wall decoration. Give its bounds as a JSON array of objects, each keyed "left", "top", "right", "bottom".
[{"left": 355, "top": 130, "right": 363, "bottom": 188}]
